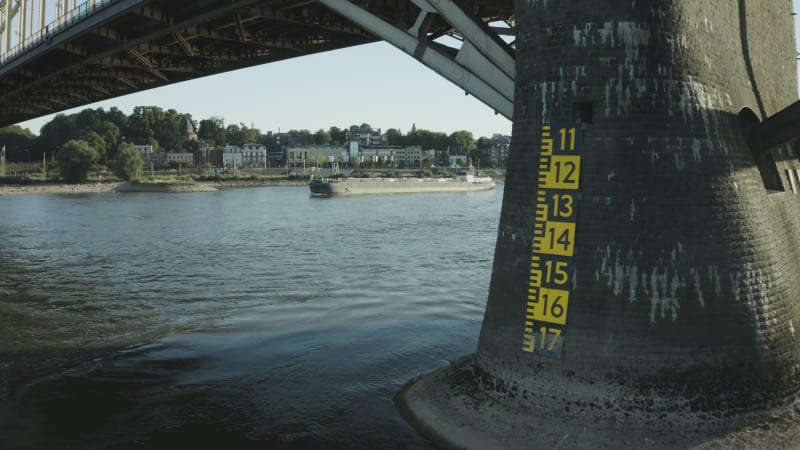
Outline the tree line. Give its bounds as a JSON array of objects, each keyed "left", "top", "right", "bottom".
[
  {"left": 0, "top": 105, "right": 496, "bottom": 182},
  {"left": 1, "top": 106, "right": 195, "bottom": 163}
]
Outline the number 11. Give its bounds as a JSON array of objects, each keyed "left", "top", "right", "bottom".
[{"left": 559, "top": 128, "right": 576, "bottom": 151}]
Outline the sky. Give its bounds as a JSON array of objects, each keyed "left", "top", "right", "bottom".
[
  {"left": 11, "top": 1, "right": 800, "bottom": 138},
  {"left": 13, "top": 41, "right": 513, "bottom": 139}
]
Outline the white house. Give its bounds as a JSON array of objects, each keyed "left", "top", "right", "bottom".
[
  {"left": 134, "top": 144, "right": 153, "bottom": 154},
  {"left": 166, "top": 152, "right": 194, "bottom": 166},
  {"left": 241, "top": 143, "right": 267, "bottom": 168},
  {"left": 223, "top": 145, "right": 242, "bottom": 169}
]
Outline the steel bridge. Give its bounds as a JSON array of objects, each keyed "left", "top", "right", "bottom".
[{"left": 0, "top": 0, "right": 515, "bottom": 128}]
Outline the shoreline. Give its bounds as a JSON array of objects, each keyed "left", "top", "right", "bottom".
[
  {"left": 0, "top": 182, "right": 122, "bottom": 196},
  {"left": 0, "top": 179, "right": 308, "bottom": 196}
]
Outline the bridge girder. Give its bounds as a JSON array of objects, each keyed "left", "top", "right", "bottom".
[{"left": 0, "top": 0, "right": 514, "bottom": 126}]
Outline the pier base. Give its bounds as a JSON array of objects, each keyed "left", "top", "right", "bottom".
[{"left": 398, "top": 356, "right": 800, "bottom": 449}]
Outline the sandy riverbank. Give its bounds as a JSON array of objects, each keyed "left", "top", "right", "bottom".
[
  {"left": 0, "top": 182, "right": 122, "bottom": 196},
  {"left": 0, "top": 179, "right": 308, "bottom": 196}
]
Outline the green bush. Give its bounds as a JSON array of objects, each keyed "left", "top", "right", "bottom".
[
  {"left": 114, "top": 143, "right": 143, "bottom": 181},
  {"left": 58, "top": 140, "right": 100, "bottom": 183}
]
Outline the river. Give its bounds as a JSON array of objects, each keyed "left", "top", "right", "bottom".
[{"left": 0, "top": 186, "right": 502, "bottom": 449}]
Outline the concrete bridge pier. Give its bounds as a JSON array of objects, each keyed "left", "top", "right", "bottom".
[{"left": 399, "top": 0, "right": 800, "bottom": 447}]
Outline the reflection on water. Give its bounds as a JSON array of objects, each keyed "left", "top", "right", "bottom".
[{"left": 0, "top": 187, "right": 501, "bottom": 449}]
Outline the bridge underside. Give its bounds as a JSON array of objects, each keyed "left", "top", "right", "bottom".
[{"left": 0, "top": 0, "right": 513, "bottom": 128}]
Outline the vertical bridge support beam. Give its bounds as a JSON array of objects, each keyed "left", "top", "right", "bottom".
[
  {"left": 399, "top": 1, "right": 800, "bottom": 448},
  {"left": 3, "top": 0, "right": 13, "bottom": 55}
]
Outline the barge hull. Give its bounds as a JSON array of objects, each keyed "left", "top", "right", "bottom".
[{"left": 308, "top": 179, "right": 495, "bottom": 196}]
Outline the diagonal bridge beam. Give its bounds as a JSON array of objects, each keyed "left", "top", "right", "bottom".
[{"left": 318, "top": 0, "right": 515, "bottom": 120}]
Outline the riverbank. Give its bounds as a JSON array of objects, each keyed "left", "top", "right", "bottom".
[
  {"left": 0, "top": 179, "right": 308, "bottom": 196},
  {"left": 0, "top": 182, "right": 121, "bottom": 196}
]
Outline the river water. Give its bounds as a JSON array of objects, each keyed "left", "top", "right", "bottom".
[{"left": 0, "top": 186, "right": 502, "bottom": 449}]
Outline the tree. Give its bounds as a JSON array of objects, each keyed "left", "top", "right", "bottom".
[
  {"left": 198, "top": 117, "right": 226, "bottom": 147},
  {"left": 240, "top": 124, "right": 260, "bottom": 144},
  {"left": 98, "top": 121, "right": 121, "bottom": 160},
  {"left": 405, "top": 128, "right": 448, "bottom": 150},
  {"left": 385, "top": 128, "right": 403, "bottom": 146},
  {"left": 0, "top": 125, "right": 34, "bottom": 161},
  {"left": 313, "top": 153, "right": 325, "bottom": 167},
  {"left": 287, "top": 129, "right": 313, "bottom": 146},
  {"left": 114, "top": 143, "right": 142, "bottom": 180},
  {"left": 127, "top": 106, "right": 162, "bottom": 148},
  {"left": 448, "top": 130, "right": 474, "bottom": 151},
  {"left": 75, "top": 108, "right": 102, "bottom": 134},
  {"left": 106, "top": 107, "right": 129, "bottom": 133},
  {"left": 35, "top": 113, "right": 79, "bottom": 159},
  {"left": 82, "top": 131, "right": 106, "bottom": 155},
  {"left": 476, "top": 136, "right": 491, "bottom": 151},
  {"left": 328, "top": 126, "right": 344, "bottom": 144},
  {"left": 313, "top": 129, "right": 332, "bottom": 145},
  {"left": 153, "top": 109, "right": 183, "bottom": 150},
  {"left": 226, "top": 124, "right": 242, "bottom": 145},
  {"left": 57, "top": 139, "right": 100, "bottom": 183}
]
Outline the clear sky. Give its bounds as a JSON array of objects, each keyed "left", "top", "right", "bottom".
[{"left": 12, "top": 2, "right": 800, "bottom": 138}]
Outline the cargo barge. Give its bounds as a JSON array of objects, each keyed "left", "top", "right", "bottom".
[{"left": 308, "top": 173, "right": 495, "bottom": 196}]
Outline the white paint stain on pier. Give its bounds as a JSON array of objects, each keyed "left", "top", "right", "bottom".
[
  {"left": 629, "top": 198, "right": 636, "bottom": 222},
  {"left": 592, "top": 244, "right": 763, "bottom": 325}
]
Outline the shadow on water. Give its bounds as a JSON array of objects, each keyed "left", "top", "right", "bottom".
[
  {"left": 0, "top": 336, "right": 438, "bottom": 450},
  {"left": 0, "top": 345, "right": 266, "bottom": 450}
]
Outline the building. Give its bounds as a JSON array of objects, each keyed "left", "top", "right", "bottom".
[
  {"left": 222, "top": 145, "right": 242, "bottom": 169},
  {"left": 448, "top": 154, "right": 469, "bottom": 166},
  {"left": 489, "top": 133, "right": 511, "bottom": 167},
  {"left": 345, "top": 127, "right": 382, "bottom": 147},
  {"left": 133, "top": 144, "right": 166, "bottom": 170},
  {"left": 241, "top": 143, "right": 267, "bottom": 167},
  {"left": 166, "top": 151, "right": 194, "bottom": 167},
  {"left": 134, "top": 144, "right": 153, "bottom": 154},
  {"left": 184, "top": 118, "right": 198, "bottom": 142},
  {"left": 285, "top": 145, "right": 349, "bottom": 167},
  {"left": 357, "top": 146, "right": 436, "bottom": 167},
  {"left": 400, "top": 147, "right": 436, "bottom": 167}
]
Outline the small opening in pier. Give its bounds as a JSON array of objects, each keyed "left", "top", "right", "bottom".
[
  {"left": 740, "top": 107, "right": 784, "bottom": 192},
  {"left": 573, "top": 102, "right": 593, "bottom": 124}
]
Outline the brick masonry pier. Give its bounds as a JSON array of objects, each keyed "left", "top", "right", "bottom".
[{"left": 399, "top": 1, "right": 800, "bottom": 447}]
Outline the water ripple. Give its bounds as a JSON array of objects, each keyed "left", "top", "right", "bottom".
[{"left": 0, "top": 186, "right": 502, "bottom": 448}]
